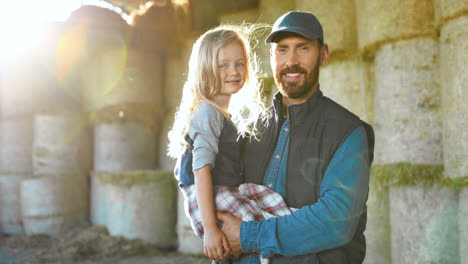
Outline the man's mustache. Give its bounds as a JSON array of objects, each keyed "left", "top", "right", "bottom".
[{"left": 280, "top": 65, "right": 307, "bottom": 76}]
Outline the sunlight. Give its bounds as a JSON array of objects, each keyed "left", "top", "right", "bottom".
[{"left": 0, "top": 0, "right": 128, "bottom": 61}]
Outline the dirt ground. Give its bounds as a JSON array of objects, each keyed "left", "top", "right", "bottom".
[{"left": 0, "top": 224, "right": 210, "bottom": 264}]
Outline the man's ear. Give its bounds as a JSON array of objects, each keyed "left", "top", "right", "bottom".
[{"left": 320, "top": 43, "right": 330, "bottom": 66}]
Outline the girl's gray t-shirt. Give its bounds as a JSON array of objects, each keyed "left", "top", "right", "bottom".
[{"left": 188, "top": 102, "right": 224, "bottom": 171}]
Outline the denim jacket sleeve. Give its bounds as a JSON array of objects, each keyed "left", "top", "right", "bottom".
[{"left": 240, "top": 127, "right": 370, "bottom": 258}]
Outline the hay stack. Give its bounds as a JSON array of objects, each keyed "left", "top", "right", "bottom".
[
  {"left": 177, "top": 189, "right": 204, "bottom": 254},
  {"left": 440, "top": 16, "right": 468, "bottom": 178},
  {"left": 103, "top": 170, "right": 177, "bottom": 246},
  {"left": 66, "top": 5, "right": 130, "bottom": 55},
  {"left": 163, "top": 35, "right": 196, "bottom": 110},
  {"left": 80, "top": 48, "right": 163, "bottom": 111},
  {"left": 90, "top": 171, "right": 109, "bottom": 227},
  {"left": 259, "top": 0, "right": 295, "bottom": 23},
  {"left": 460, "top": 188, "right": 468, "bottom": 264},
  {"left": 295, "top": 0, "right": 357, "bottom": 56},
  {"left": 433, "top": 0, "right": 468, "bottom": 26},
  {"left": 0, "top": 118, "right": 33, "bottom": 174},
  {"left": 0, "top": 58, "right": 81, "bottom": 119},
  {"left": 33, "top": 114, "right": 91, "bottom": 177},
  {"left": 319, "top": 59, "right": 373, "bottom": 123},
  {"left": 218, "top": 8, "right": 260, "bottom": 24},
  {"left": 21, "top": 176, "right": 88, "bottom": 236},
  {"left": 355, "top": 0, "right": 435, "bottom": 52},
  {"left": 61, "top": 5, "right": 130, "bottom": 93},
  {"left": 364, "top": 181, "right": 390, "bottom": 264},
  {"left": 374, "top": 38, "right": 441, "bottom": 165},
  {"left": 0, "top": 174, "right": 28, "bottom": 234},
  {"left": 94, "top": 121, "right": 157, "bottom": 172},
  {"left": 389, "top": 185, "right": 459, "bottom": 263}
]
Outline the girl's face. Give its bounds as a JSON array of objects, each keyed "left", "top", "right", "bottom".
[{"left": 215, "top": 41, "right": 247, "bottom": 100}]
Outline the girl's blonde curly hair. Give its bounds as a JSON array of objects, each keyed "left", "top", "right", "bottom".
[{"left": 167, "top": 24, "right": 265, "bottom": 158}]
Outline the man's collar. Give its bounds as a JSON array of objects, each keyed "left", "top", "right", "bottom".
[{"left": 273, "top": 88, "right": 323, "bottom": 125}]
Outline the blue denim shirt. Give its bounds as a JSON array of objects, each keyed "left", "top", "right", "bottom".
[{"left": 231, "top": 126, "right": 369, "bottom": 263}]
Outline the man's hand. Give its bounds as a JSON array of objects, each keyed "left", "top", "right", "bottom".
[{"left": 217, "top": 212, "right": 243, "bottom": 259}]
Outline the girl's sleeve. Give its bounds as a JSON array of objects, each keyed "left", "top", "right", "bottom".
[{"left": 188, "top": 103, "right": 225, "bottom": 171}]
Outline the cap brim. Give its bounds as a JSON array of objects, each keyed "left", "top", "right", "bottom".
[{"left": 265, "top": 27, "right": 321, "bottom": 44}]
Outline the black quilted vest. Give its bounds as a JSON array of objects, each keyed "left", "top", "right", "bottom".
[{"left": 242, "top": 90, "right": 375, "bottom": 263}]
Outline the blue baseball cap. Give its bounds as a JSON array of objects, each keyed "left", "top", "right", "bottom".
[{"left": 265, "top": 11, "right": 324, "bottom": 44}]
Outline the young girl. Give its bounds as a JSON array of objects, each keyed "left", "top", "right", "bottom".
[{"left": 168, "top": 25, "right": 295, "bottom": 263}]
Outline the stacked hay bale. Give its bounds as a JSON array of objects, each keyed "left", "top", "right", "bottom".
[
  {"left": 98, "top": 170, "right": 177, "bottom": 246},
  {"left": 21, "top": 176, "right": 88, "bottom": 236},
  {"left": 435, "top": 1, "right": 468, "bottom": 263},
  {"left": 21, "top": 113, "right": 91, "bottom": 236},
  {"left": 0, "top": 22, "right": 82, "bottom": 120},
  {"left": 296, "top": 0, "right": 373, "bottom": 123},
  {"left": 356, "top": 0, "right": 459, "bottom": 263},
  {"left": 0, "top": 21, "right": 85, "bottom": 235},
  {"left": 130, "top": 0, "right": 191, "bottom": 56},
  {"left": 0, "top": 174, "right": 28, "bottom": 234},
  {"left": 64, "top": 5, "right": 178, "bottom": 247}
]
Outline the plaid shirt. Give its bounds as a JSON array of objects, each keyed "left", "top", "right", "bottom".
[{"left": 181, "top": 183, "right": 297, "bottom": 238}]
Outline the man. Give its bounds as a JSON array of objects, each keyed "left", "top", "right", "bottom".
[{"left": 217, "top": 11, "right": 375, "bottom": 263}]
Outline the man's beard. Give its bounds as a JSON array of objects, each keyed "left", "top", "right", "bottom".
[{"left": 275, "top": 62, "right": 320, "bottom": 99}]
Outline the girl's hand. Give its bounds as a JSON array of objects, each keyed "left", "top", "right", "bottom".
[{"left": 203, "top": 227, "right": 231, "bottom": 261}]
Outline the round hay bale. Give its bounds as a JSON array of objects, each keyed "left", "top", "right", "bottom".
[
  {"left": 363, "top": 183, "right": 390, "bottom": 264},
  {"left": 130, "top": 1, "right": 191, "bottom": 54},
  {"left": 433, "top": 0, "right": 468, "bottom": 26},
  {"left": 164, "top": 55, "right": 184, "bottom": 110},
  {"left": 0, "top": 56, "right": 82, "bottom": 119},
  {"left": 440, "top": 16, "right": 468, "bottom": 178},
  {"left": 218, "top": 8, "right": 260, "bottom": 24},
  {"left": 89, "top": 103, "right": 160, "bottom": 131},
  {"left": 94, "top": 122, "right": 157, "bottom": 172},
  {"left": 59, "top": 6, "right": 130, "bottom": 93},
  {"left": 21, "top": 176, "right": 88, "bottom": 237},
  {"left": 0, "top": 118, "right": 33, "bottom": 174},
  {"left": 90, "top": 171, "right": 109, "bottom": 227},
  {"left": 177, "top": 189, "right": 204, "bottom": 254},
  {"left": 319, "top": 58, "right": 373, "bottom": 124},
  {"left": 66, "top": 5, "right": 130, "bottom": 55},
  {"left": 164, "top": 54, "right": 186, "bottom": 110},
  {"left": 374, "top": 38, "right": 442, "bottom": 165},
  {"left": 259, "top": 0, "right": 295, "bottom": 23},
  {"left": 389, "top": 185, "right": 459, "bottom": 264},
  {"left": 33, "top": 114, "right": 91, "bottom": 176},
  {"left": 0, "top": 174, "right": 28, "bottom": 234},
  {"left": 79, "top": 48, "right": 163, "bottom": 111},
  {"left": 295, "top": 0, "right": 357, "bottom": 55},
  {"left": 355, "top": 0, "right": 435, "bottom": 52},
  {"left": 460, "top": 188, "right": 468, "bottom": 264},
  {"left": 103, "top": 170, "right": 177, "bottom": 246}
]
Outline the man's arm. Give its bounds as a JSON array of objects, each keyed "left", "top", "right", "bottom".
[{"left": 220, "top": 126, "right": 370, "bottom": 258}]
